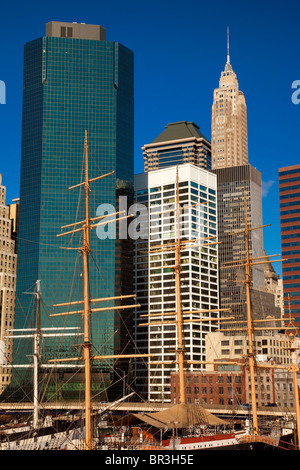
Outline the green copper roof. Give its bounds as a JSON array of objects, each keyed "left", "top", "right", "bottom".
[{"left": 151, "top": 121, "right": 208, "bottom": 144}]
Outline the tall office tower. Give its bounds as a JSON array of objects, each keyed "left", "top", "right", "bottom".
[
  {"left": 279, "top": 164, "right": 300, "bottom": 327},
  {"left": 0, "top": 176, "right": 18, "bottom": 393},
  {"left": 134, "top": 164, "right": 219, "bottom": 401},
  {"left": 213, "top": 165, "right": 281, "bottom": 328},
  {"left": 13, "top": 22, "right": 134, "bottom": 396},
  {"left": 142, "top": 121, "right": 211, "bottom": 172},
  {"left": 211, "top": 38, "right": 248, "bottom": 169},
  {"left": 264, "top": 258, "right": 284, "bottom": 317}
]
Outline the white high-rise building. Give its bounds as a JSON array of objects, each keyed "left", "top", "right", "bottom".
[{"left": 134, "top": 164, "right": 219, "bottom": 402}]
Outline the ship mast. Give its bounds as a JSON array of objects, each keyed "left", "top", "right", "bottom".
[
  {"left": 82, "top": 131, "right": 92, "bottom": 450},
  {"left": 50, "top": 130, "right": 151, "bottom": 450},
  {"left": 243, "top": 193, "right": 258, "bottom": 434},
  {"left": 220, "top": 191, "right": 288, "bottom": 436},
  {"left": 142, "top": 165, "right": 233, "bottom": 403},
  {"left": 33, "top": 280, "right": 41, "bottom": 429},
  {"left": 283, "top": 296, "right": 300, "bottom": 449},
  {"left": 142, "top": 180, "right": 298, "bottom": 447},
  {"left": 221, "top": 192, "right": 272, "bottom": 435},
  {"left": 5, "top": 280, "right": 81, "bottom": 430},
  {"left": 175, "top": 166, "right": 185, "bottom": 404}
]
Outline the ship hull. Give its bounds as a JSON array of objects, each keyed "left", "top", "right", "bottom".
[{"left": 158, "top": 433, "right": 282, "bottom": 451}]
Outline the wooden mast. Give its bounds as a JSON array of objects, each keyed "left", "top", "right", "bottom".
[
  {"left": 284, "top": 296, "right": 300, "bottom": 450},
  {"left": 221, "top": 191, "right": 287, "bottom": 436},
  {"left": 289, "top": 342, "right": 300, "bottom": 449},
  {"left": 51, "top": 130, "right": 151, "bottom": 449},
  {"left": 82, "top": 130, "right": 92, "bottom": 450},
  {"left": 175, "top": 166, "right": 185, "bottom": 405},
  {"left": 33, "top": 280, "right": 41, "bottom": 429},
  {"left": 139, "top": 166, "right": 233, "bottom": 403},
  {"left": 243, "top": 192, "right": 258, "bottom": 435},
  {"left": 222, "top": 191, "right": 270, "bottom": 435}
]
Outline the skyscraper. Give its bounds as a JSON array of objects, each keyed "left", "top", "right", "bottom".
[
  {"left": 134, "top": 164, "right": 219, "bottom": 401},
  {"left": 212, "top": 165, "right": 281, "bottom": 327},
  {"left": 13, "top": 22, "right": 134, "bottom": 393},
  {"left": 0, "top": 176, "right": 18, "bottom": 393},
  {"left": 279, "top": 164, "right": 300, "bottom": 327},
  {"left": 142, "top": 121, "right": 211, "bottom": 172},
  {"left": 211, "top": 33, "right": 248, "bottom": 169}
]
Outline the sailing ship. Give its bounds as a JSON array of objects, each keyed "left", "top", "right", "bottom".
[
  {"left": 1, "top": 133, "right": 299, "bottom": 451},
  {"left": 99, "top": 172, "right": 299, "bottom": 451}
]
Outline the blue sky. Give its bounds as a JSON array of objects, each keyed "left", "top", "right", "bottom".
[{"left": 0, "top": 0, "right": 299, "bottom": 276}]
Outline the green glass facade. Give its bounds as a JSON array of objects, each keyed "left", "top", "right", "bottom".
[{"left": 13, "top": 26, "right": 134, "bottom": 394}]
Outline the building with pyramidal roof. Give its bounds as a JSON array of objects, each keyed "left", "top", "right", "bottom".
[{"left": 142, "top": 121, "right": 211, "bottom": 172}]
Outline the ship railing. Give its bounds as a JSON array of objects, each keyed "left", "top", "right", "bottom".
[
  {"left": 101, "top": 435, "right": 162, "bottom": 449},
  {"left": 236, "top": 433, "right": 280, "bottom": 447}
]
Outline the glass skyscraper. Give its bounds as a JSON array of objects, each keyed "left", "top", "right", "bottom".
[{"left": 12, "top": 22, "right": 134, "bottom": 397}]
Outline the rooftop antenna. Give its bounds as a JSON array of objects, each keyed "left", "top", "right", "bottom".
[{"left": 227, "top": 26, "right": 230, "bottom": 63}]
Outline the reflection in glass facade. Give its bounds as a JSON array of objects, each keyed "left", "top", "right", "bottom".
[{"left": 12, "top": 23, "right": 134, "bottom": 397}]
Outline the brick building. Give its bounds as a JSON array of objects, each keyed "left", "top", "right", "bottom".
[{"left": 170, "top": 366, "right": 247, "bottom": 406}]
